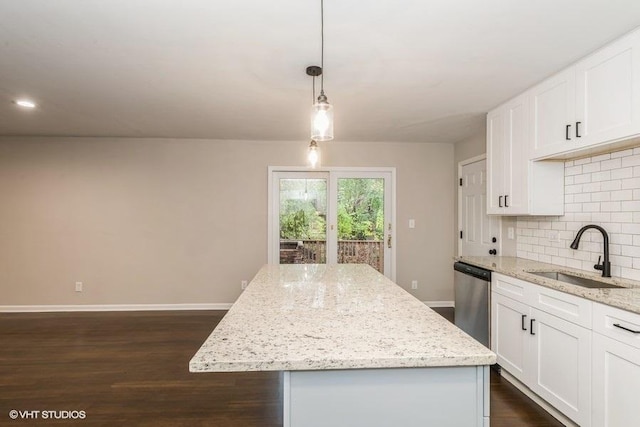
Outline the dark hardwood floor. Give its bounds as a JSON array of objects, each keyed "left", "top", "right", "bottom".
[{"left": 0, "top": 310, "right": 564, "bottom": 426}]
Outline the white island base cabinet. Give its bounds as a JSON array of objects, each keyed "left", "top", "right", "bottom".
[{"left": 284, "top": 366, "right": 490, "bottom": 427}]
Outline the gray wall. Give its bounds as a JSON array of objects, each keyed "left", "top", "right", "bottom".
[{"left": 0, "top": 137, "right": 455, "bottom": 306}]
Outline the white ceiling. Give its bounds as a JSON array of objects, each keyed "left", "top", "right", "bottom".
[{"left": 1, "top": 0, "right": 640, "bottom": 143}]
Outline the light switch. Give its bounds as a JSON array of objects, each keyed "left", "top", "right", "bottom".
[{"left": 409, "top": 219, "right": 415, "bottom": 229}]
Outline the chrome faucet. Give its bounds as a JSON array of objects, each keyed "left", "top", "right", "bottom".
[{"left": 570, "top": 224, "right": 611, "bottom": 277}]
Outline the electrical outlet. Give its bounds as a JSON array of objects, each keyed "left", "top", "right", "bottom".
[
  {"left": 241, "top": 280, "right": 248, "bottom": 290},
  {"left": 549, "top": 230, "right": 560, "bottom": 243},
  {"left": 411, "top": 280, "right": 418, "bottom": 290},
  {"left": 75, "top": 281, "right": 83, "bottom": 292}
]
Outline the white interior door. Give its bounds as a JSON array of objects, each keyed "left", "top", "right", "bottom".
[
  {"left": 459, "top": 157, "right": 501, "bottom": 256},
  {"left": 269, "top": 168, "right": 395, "bottom": 279}
]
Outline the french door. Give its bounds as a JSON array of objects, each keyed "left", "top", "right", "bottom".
[{"left": 269, "top": 168, "right": 395, "bottom": 279}]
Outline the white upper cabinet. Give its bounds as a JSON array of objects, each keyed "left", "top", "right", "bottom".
[
  {"left": 530, "top": 28, "right": 640, "bottom": 159},
  {"left": 575, "top": 29, "right": 640, "bottom": 149},
  {"left": 487, "top": 95, "right": 529, "bottom": 214},
  {"left": 530, "top": 68, "right": 576, "bottom": 157},
  {"left": 487, "top": 94, "right": 564, "bottom": 216},
  {"left": 487, "top": 107, "right": 506, "bottom": 213}
]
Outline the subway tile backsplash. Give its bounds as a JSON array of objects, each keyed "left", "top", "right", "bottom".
[{"left": 516, "top": 147, "right": 640, "bottom": 281}]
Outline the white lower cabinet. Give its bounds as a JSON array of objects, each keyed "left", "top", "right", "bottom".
[
  {"left": 592, "top": 333, "right": 640, "bottom": 427},
  {"left": 492, "top": 273, "right": 592, "bottom": 426},
  {"left": 592, "top": 302, "right": 640, "bottom": 427},
  {"left": 529, "top": 308, "right": 591, "bottom": 426},
  {"left": 492, "top": 292, "right": 528, "bottom": 382}
]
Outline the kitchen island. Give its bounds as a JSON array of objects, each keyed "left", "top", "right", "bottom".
[{"left": 190, "top": 264, "right": 496, "bottom": 427}]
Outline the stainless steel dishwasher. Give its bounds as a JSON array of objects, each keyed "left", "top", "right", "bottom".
[{"left": 453, "top": 261, "right": 491, "bottom": 349}]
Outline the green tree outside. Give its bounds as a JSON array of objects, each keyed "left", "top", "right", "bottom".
[
  {"left": 279, "top": 178, "right": 384, "bottom": 241},
  {"left": 337, "top": 178, "right": 384, "bottom": 241}
]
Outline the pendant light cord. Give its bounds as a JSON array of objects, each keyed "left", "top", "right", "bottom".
[{"left": 320, "top": 0, "right": 324, "bottom": 96}]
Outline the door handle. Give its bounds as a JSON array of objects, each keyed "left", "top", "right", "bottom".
[
  {"left": 566, "top": 124, "right": 572, "bottom": 140},
  {"left": 387, "top": 234, "right": 392, "bottom": 249},
  {"left": 530, "top": 319, "right": 536, "bottom": 335},
  {"left": 521, "top": 314, "right": 527, "bottom": 331}
]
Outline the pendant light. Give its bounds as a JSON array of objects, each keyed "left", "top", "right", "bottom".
[
  {"left": 310, "top": 0, "right": 333, "bottom": 141},
  {"left": 305, "top": 67, "right": 322, "bottom": 168},
  {"left": 307, "top": 140, "right": 320, "bottom": 168}
]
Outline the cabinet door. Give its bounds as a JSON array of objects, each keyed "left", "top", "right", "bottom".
[
  {"left": 529, "top": 309, "right": 592, "bottom": 427},
  {"left": 530, "top": 68, "right": 576, "bottom": 159},
  {"left": 575, "top": 29, "right": 640, "bottom": 149},
  {"left": 492, "top": 292, "right": 528, "bottom": 382},
  {"left": 592, "top": 332, "right": 640, "bottom": 427},
  {"left": 486, "top": 108, "right": 506, "bottom": 214},
  {"left": 502, "top": 95, "right": 529, "bottom": 214}
]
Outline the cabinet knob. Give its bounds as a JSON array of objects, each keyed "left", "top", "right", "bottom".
[{"left": 489, "top": 249, "right": 497, "bottom": 255}]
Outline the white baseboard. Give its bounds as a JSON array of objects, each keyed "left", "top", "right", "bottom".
[
  {"left": 0, "top": 303, "right": 233, "bottom": 313},
  {"left": 2, "top": 301, "right": 450, "bottom": 312},
  {"left": 422, "top": 301, "right": 454, "bottom": 308}
]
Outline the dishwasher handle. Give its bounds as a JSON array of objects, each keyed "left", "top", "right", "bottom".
[{"left": 453, "top": 262, "right": 492, "bottom": 281}]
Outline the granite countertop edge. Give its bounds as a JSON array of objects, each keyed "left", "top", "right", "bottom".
[
  {"left": 189, "top": 353, "right": 497, "bottom": 373},
  {"left": 456, "top": 256, "right": 640, "bottom": 315}
]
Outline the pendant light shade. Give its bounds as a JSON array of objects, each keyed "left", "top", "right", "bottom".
[
  {"left": 311, "top": 94, "right": 333, "bottom": 141},
  {"left": 307, "top": 140, "right": 320, "bottom": 168}
]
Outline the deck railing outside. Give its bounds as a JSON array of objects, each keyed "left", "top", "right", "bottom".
[{"left": 279, "top": 239, "right": 384, "bottom": 273}]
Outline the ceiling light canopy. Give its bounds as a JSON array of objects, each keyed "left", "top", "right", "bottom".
[{"left": 14, "top": 99, "right": 36, "bottom": 109}]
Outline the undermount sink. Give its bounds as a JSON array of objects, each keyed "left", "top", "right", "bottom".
[{"left": 527, "top": 271, "right": 625, "bottom": 289}]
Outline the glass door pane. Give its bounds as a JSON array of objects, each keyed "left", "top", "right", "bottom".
[
  {"left": 336, "top": 177, "right": 385, "bottom": 273},
  {"left": 278, "top": 178, "right": 327, "bottom": 264}
]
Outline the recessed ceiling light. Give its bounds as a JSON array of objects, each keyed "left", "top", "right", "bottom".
[{"left": 14, "top": 99, "right": 36, "bottom": 109}]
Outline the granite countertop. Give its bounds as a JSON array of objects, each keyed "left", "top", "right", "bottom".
[
  {"left": 190, "top": 264, "right": 496, "bottom": 373},
  {"left": 456, "top": 256, "right": 640, "bottom": 315}
]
